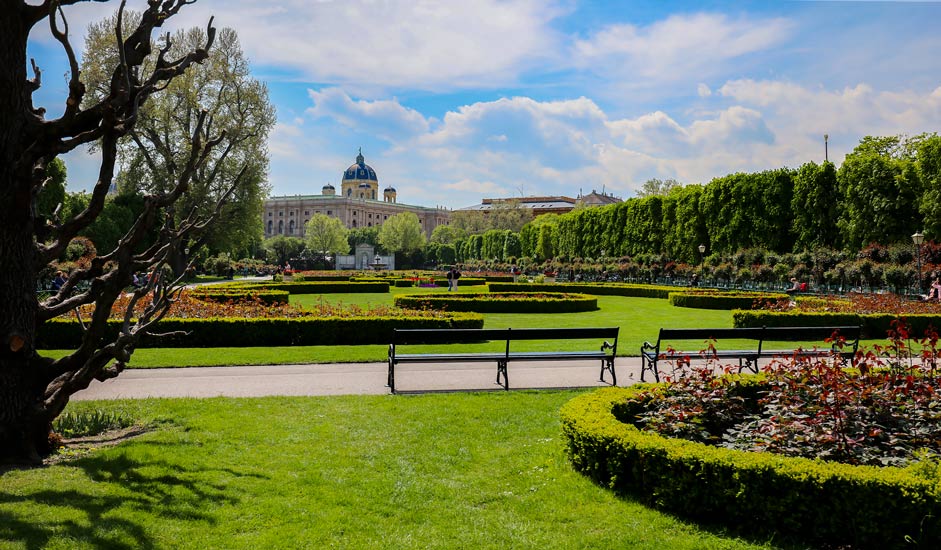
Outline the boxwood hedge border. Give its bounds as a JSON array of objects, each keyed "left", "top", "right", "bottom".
[
  {"left": 561, "top": 386, "right": 941, "bottom": 549},
  {"left": 668, "top": 291, "right": 788, "bottom": 310},
  {"left": 37, "top": 313, "right": 484, "bottom": 348},
  {"left": 488, "top": 282, "right": 676, "bottom": 298},
  {"left": 733, "top": 310, "right": 941, "bottom": 339},
  {"left": 393, "top": 291, "right": 598, "bottom": 313}
]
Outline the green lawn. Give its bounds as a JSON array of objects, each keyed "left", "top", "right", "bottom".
[
  {"left": 39, "top": 286, "right": 885, "bottom": 367},
  {"left": 0, "top": 392, "right": 782, "bottom": 549}
]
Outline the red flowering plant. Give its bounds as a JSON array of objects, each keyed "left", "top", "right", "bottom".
[
  {"left": 77, "top": 290, "right": 455, "bottom": 320},
  {"left": 628, "top": 322, "right": 941, "bottom": 467}
]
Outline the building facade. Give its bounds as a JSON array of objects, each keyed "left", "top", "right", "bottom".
[
  {"left": 459, "top": 189, "right": 622, "bottom": 217},
  {"left": 263, "top": 150, "right": 449, "bottom": 239}
]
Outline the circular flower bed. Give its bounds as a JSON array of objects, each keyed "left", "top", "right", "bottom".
[
  {"left": 561, "top": 384, "right": 941, "bottom": 549},
  {"left": 393, "top": 291, "right": 598, "bottom": 313}
]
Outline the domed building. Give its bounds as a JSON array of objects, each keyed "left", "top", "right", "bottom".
[{"left": 262, "top": 149, "right": 448, "bottom": 266}]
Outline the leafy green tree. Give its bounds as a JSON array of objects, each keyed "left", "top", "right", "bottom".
[
  {"left": 348, "top": 226, "right": 380, "bottom": 250},
  {"left": 917, "top": 134, "right": 941, "bottom": 237},
  {"left": 520, "top": 214, "right": 558, "bottom": 258},
  {"left": 838, "top": 136, "right": 923, "bottom": 249},
  {"left": 503, "top": 232, "right": 522, "bottom": 260},
  {"left": 378, "top": 212, "right": 426, "bottom": 255},
  {"left": 637, "top": 177, "right": 681, "bottom": 198},
  {"left": 305, "top": 214, "right": 350, "bottom": 266},
  {"left": 265, "top": 235, "right": 306, "bottom": 267},
  {"left": 35, "top": 158, "right": 67, "bottom": 221},
  {"left": 430, "top": 224, "right": 466, "bottom": 244},
  {"left": 792, "top": 161, "right": 840, "bottom": 250},
  {"left": 82, "top": 15, "right": 276, "bottom": 274}
]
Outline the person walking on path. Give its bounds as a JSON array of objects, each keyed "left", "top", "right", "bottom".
[{"left": 450, "top": 266, "right": 461, "bottom": 291}]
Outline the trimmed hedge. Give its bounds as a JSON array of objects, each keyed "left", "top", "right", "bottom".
[
  {"left": 222, "top": 281, "right": 389, "bottom": 294},
  {"left": 668, "top": 291, "right": 788, "bottom": 310},
  {"left": 733, "top": 310, "right": 941, "bottom": 338},
  {"left": 291, "top": 274, "right": 351, "bottom": 282},
  {"left": 394, "top": 292, "right": 598, "bottom": 313},
  {"left": 488, "top": 282, "right": 676, "bottom": 298},
  {"left": 188, "top": 289, "right": 290, "bottom": 305},
  {"left": 561, "top": 386, "right": 941, "bottom": 549},
  {"left": 37, "top": 312, "right": 484, "bottom": 348},
  {"left": 433, "top": 277, "right": 487, "bottom": 287}
]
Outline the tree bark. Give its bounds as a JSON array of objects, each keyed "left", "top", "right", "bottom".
[{"left": 0, "top": 6, "right": 50, "bottom": 463}]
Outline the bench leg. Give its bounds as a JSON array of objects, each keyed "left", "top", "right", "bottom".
[
  {"left": 387, "top": 358, "right": 395, "bottom": 394},
  {"left": 640, "top": 355, "right": 660, "bottom": 383},
  {"left": 496, "top": 359, "right": 509, "bottom": 390},
  {"left": 599, "top": 357, "right": 616, "bottom": 386}
]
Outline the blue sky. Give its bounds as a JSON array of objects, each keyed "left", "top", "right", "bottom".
[{"left": 27, "top": 0, "right": 941, "bottom": 210}]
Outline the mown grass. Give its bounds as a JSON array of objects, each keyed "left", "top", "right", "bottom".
[
  {"left": 39, "top": 286, "right": 884, "bottom": 368},
  {"left": 0, "top": 393, "right": 783, "bottom": 549}
]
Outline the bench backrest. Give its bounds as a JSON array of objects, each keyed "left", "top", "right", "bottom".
[
  {"left": 392, "top": 327, "right": 619, "bottom": 346},
  {"left": 657, "top": 327, "right": 765, "bottom": 344}
]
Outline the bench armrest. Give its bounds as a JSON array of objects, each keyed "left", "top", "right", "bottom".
[
  {"left": 601, "top": 340, "right": 615, "bottom": 351},
  {"left": 641, "top": 341, "right": 657, "bottom": 352}
]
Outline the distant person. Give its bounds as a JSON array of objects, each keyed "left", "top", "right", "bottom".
[
  {"left": 446, "top": 267, "right": 454, "bottom": 291},
  {"left": 690, "top": 273, "right": 699, "bottom": 287},
  {"left": 923, "top": 277, "right": 941, "bottom": 302},
  {"left": 51, "top": 271, "right": 66, "bottom": 291},
  {"left": 450, "top": 267, "right": 461, "bottom": 291},
  {"left": 785, "top": 278, "right": 800, "bottom": 294}
]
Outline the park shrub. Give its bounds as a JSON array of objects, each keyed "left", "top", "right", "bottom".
[
  {"left": 561, "top": 385, "right": 941, "bottom": 549},
  {"left": 668, "top": 290, "right": 788, "bottom": 310},
  {"left": 394, "top": 279, "right": 415, "bottom": 287},
  {"left": 733, "top": 310, "right": 941, "bottom": 338},
  {"left": 37, "top": 312, "right": 484, "bottom": 348},
  {"left": 189, "top": 288, "right": 290, "bottom": 305},
  {"left": 222, "top": 281, "right": 389, "bottom": 294},
  {"left": 394, "top": 292, "right": 597, "bottom": 313},
  {"left": 488, "top": 282, "right": 675, "bottom": 298},
  {"left": 292, "top": 274, "right": 351, "bottom": 282},
  {"left": 433, "top": 277, "right": 487, "bottom": 287}
]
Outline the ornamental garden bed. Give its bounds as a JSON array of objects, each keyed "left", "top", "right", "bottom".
[
  {"left": 393, "top": 291, "right": 598, "bottom": 313},
  {"left": 562, "top": 341, "right": 941, "bottom": 549},
  {"left": 667, "top": 289, "right": 788, "bottom": 310},
  {"left": 37, "top": 292, "right": 482, "bottom": 348}
]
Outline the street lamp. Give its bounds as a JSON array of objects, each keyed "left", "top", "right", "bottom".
[
  {"left": 698, "top": 244, "right": 706, "bottom": 285},
  {"left": 913, "top": 231, "right": 925, "bottom": 293},
  {"left": 824, "top": 134, "right": 829, "bottom": 163}
]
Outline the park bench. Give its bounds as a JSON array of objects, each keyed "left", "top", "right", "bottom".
[
  {"left": 387, "top": 327, "right": 619, "bottom": 393},
  {"left": 640, "top": 325, "right": 861, "bottom": 382}
]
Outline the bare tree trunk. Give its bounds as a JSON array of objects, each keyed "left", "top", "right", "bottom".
[{"left": 0, "top": 7, "right": 49, "bottom": 463}]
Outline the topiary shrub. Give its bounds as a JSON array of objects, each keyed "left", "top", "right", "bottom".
[
  {"left": 561, "top": 386, "right": 941, "bottom": 549},
  {"left": 394, "top": 292, "right": 598, "bottom": 313}
]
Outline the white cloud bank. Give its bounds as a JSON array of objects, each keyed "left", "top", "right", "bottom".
[{"left": 282, "top": 81, "right": 941, "bottom": 207}]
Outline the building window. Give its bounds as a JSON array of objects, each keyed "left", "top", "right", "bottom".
[
  {"left": 327, "top": 210, "right": 332, "bottom": 215},
  {"left": 267, "top": 220, "right": 272, "bottom": 233},
  {"left": 368, "top": 213, "right": 372, "bottom": 219},
  {"left": 290, "top": 211, "right": 294, "bottom": 217},
  {"left": 352, "top": 220, "right": 357, "bottom": 228},
  {"left": 347, "top": 189, "right": 352, "bottom": 197},
  {"left": 278, "top": 220, "right": 284, "bottom": 234},
  {"left": 304, "top": 210, "right": 309, "bottom": 216},
  {"left": 268, "top": 212, "right": 272, "bottom": 217},
  {"left": 372, "top": 190, "right": 376, "bottom": 199},
  {"left": 384, "top": 215, "right": 388, "bottom": 220},
  {"left": 289, "top": 220, "right": 295, "bottom": 234},
  {"left": 368, "top": 222, "right": 372, "bottom": 227}
]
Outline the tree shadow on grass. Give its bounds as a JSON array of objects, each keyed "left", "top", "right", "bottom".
[{"left": 0, "top": 447, "right": 270, "bottom": 549}]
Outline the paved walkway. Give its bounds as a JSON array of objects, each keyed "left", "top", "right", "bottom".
[{"left": 72, "top": 359, "right": 648, "bottom": 400}]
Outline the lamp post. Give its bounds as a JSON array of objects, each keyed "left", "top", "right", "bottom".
[
  {"left": 698, "top": 244, "right": 706, "bottom": 285},
  {"left": 913, "top": 231, "right": 925, "bottom": 294},
  {"left": 824, "top": 134, "right": 829, "bottom": 163}
]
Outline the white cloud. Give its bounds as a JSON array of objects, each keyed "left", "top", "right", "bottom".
[
  {"left": 306, "top": 88, "right": 429, "bottom": 141},
  {"left": 698, "top": 83, "right": 712, "bottom": 97},
  {"left": 571, "top": 13, "right": 793, "bottom": 83},
  {"left": 173, "top": 0, "right": 567, "bottom": 91}
]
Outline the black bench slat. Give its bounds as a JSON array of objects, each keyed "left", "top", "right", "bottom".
[
  {"left": 641, "top": 326, "right": 860, "bottom": 383},
  {"left": 389, "top": 327, "right": 618, "bottom": 393}
]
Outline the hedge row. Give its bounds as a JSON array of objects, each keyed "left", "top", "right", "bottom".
[
  {"left": 37, "top": 313, "right": 484, "bottom": 348},
  {"left": 488, "top": 282, "right": 676, "bottom": 298},
  {"left": 223, "top": 281, "right": 390, "bottom": 294},
  {"left": 561, "top": 386, "right": 941, "bottom": 549},
  {"left": 188, "top": 289, "right": 290, "bottom": 305},
  {"left": 434, "top": 277, "right": 487, "bottom": 287},
  {"left": 668, "top": 291, "right": 788, "bottom": 310},
  {"left": 733, "top": 310, "right": 941, "bottom": 338},
  {"left": 291, "top": 274, "right": 350, "bottom": 282},
  {"left": 393, "top": 292, "right": 598, "bottom": 313}
]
